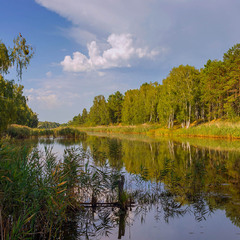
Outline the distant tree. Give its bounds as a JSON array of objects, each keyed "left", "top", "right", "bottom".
[
  {"left": 140, "top": 82, "right": 159, "bottom": 122},
  {"left": 200, "top": 60, "right": 226, "bottom": 121},
  {"left": 157, "top": 79, "right": 177, "bottom": 128},
  {"left": 81, "top": 108, "right": 88, "bottom": 124},
  {"left": 223, "top": 44, "right": 240, "bottom": 118},
  {"left": 121, "top": 89, "right": 138, "bottom": 124},
  {"left": 107, "top": 91, "right": 124, "bottom": 124},
  {"left": 89, "top": 95, "right": 110, "bottom": 125},
  {"left": 66, "top": 43, "right": 240, "bottom": 127},
  {"left": 38, "top": 121, "right": 60, "bottom": 129}
]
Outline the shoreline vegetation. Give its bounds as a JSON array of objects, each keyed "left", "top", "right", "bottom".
[
  {"left": 2, "top": 124, "right": 86, "bottom": 139},
  {"left": 75, "top": 120, "right": 240, "bottom": 140},
  {"left": 66, "top": 44, "right": 240, "bottom": 138},
  {"left": 0, "top": 140, "right": 130, "bottom": 239},
  {"left": 4, "top": 119, "right": 240, "bottom": 140}
]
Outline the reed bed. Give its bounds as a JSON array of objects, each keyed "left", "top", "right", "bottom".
[
  {"left": 76, "top": 124, "right": 161, "bottom": 135},
  {"left": 0, "top": 141, "right": 122, "bottom": 239},
  {"left": 3, "top": 125, "right": 87, "bottom": 139}
]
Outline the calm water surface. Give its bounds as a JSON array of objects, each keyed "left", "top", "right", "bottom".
[{"left": 21, "top": 134, "right": 240, "bottom": 240}]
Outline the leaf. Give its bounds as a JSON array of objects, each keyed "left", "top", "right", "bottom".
[
  {"left": 57, "top": 181, "right": 67, "bottom": 187},
  {"left": 24, "top": 213, "right": 36, "bottom": 224},
  {"left": 2, "top": 176, "right": 13, "bottom": 182},
  {"left": 57, "top": 189, "right": 67, "bottom": 194}
]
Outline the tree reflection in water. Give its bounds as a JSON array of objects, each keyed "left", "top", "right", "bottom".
[{"left": 35, "top": 136, "right": 240, "bottom": 239}]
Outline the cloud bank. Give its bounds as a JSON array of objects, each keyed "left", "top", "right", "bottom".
[{"left": 61, "top": 33, "right": 159, "bottom": 72}]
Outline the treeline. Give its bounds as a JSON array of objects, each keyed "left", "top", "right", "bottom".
[
  {"left": 69, "top": 43, "right": 240, "bottom": 128},
  {"left": 38, "top": 121, "right": 60, "bottom": 129},
  {"left": 0, "top": 35, "right": 38, "bottom": 132}
]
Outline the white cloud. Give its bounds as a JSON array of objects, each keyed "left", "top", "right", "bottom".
[
  {"left": 35, "top": 0, "right": 150, "bottom": 35},
  {"left": 61, "top": 33, "right": 159, "bottom": 72},
  {"left": 25, "top": 88, "right": 60, "bottom": 110}
]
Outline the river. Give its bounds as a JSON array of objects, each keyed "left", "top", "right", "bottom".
[{"left": 17, "top": 133, "right": 240, "bottom": 239}]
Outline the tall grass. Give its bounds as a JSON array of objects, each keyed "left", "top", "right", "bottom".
[
  {"left": 3, "top": 125, "right": 87, "bottom": 139},
  {"left": 0, "top": 141, "right": 123, "bottom": 239},
  {"left": 77, "top": 124, "right": 161, "bottom": 135},
  {"left": 5, "top": 125, "right": 31, "bottom": 139}
]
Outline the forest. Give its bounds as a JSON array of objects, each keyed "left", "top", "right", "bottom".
[{"left": 68, "top": 43, "right": 240, "bottom": 128}]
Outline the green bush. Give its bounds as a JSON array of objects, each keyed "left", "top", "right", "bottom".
[{"left": 5, "top": 125, "right": 31, "bottom": 139}]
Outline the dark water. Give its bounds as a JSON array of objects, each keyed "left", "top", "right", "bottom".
[{"left": 21, "top": 134, "right": 240, "bottom": 240}]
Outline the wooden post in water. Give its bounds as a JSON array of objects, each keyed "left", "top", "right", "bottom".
[
  {"left": 118, "top": 175, "right": 126, "bottom": 210},
  {"left": 118, "top": 210, "right": 126, "bottom": 239},
  {"left": 91, "top": 193, "right": 97, "bottom": 209}
]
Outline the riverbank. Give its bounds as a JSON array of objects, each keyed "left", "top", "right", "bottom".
[
  {"left": 2, "top": 124, "right": 86, "bottom": 139},
  {"left": 75, "top": 120, "right": 240, "bottom": 140},
  {"left": 3, "top": 120, "right": 240, "bottom": 140}
]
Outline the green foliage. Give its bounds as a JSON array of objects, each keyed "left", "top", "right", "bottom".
[
  {"left": 68, "top": 43, "right": 240, "bottom": 129},
  {"left": 38, "top": 121, "right": 60, "bottom": 129},
  {"left": 5, "top": 125, "right": 31, "bottom": 139},
  {"left": 11, "top": 35, "right": 35, "bottom": 80},
  {"left": 88, "top": 95, "right": 110, "bottom": 125},
  {"left": 0, "top": 141, "right": 126, "bottom": 238},
  {"left": 0, "top": 77, "right": 38, "bottom": 133},
  {"left": 56, "top": 127, "right": 86, "bottom": 138},
  {"left": 0, "top": 41, "right": 11, "bottom": 75},
  {"left": 108, "top": 91, "right": 124, "bottom": 124},
  {"left": 0, "top": 35, "right": 37, "bottom": 133}
]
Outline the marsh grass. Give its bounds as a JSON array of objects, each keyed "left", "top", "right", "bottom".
[
  {"left": 5, "top": 124, "right": 31, "bottom": 138},
  {"left": 3, "top": 125, "right": 87, "bottom": 139},
  {"left": 76, "top": 124, "right": 161, "bottom": 135}
]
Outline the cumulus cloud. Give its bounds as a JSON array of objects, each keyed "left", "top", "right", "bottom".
[{"left": 61, "top": 33, "right": 159, "bottom": 72}]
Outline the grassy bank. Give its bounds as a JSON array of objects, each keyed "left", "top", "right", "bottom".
[
  {"left": 152, "top": 120, "right": 240, "bottom": 139},
  {"left": 5, "top": 120, "right": 240, "bottom": 140},
  {"left": 74, "top": 120, "right": 240, "bottom": 140}
]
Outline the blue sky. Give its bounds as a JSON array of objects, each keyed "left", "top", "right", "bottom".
[{"left": 1, "top": 0, "right": 240, "bottom": 123}]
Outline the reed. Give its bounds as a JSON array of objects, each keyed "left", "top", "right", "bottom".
[
  {"left": 0, "top": 141, "right": 124, "bottom": 239},
  {"left": 76, "top": 124, "right": 161, "bottom": 135},
  {"left": 4, "top": 124, "right": 31, "bottom": 139},
  {"left": 3, "top": 125, "right": 87, "bottom": 139}
]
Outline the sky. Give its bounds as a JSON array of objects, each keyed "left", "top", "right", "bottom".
[{"left": 1, "top": 0, "right": 240, "bottom": 123}]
